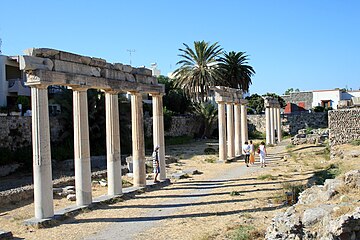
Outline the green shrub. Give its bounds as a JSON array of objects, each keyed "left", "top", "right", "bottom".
[
  {"left": 228, "top": 225, "right": 255, "bottom": 240},
  {"left": 313, "top": 164, "right": 341, "bottom": 185},
  {"left": 350, "top": 140, "right": 360, "bottom": 146},
  {"left": 257, "top": 174, "right": 278, "bottom": 180}
]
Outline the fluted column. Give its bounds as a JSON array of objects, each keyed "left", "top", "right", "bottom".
[
  {"left": 130, "top": 92, "right": 146, "bottom": 187},
  {"left": 277, "top": 107, "right": 282, "bottom": 142},
  {"left": 226, "top": 103, "right": 235, "bottom": 159},
  {"left": 240, "top": 102, "right": 248, "bottom": 144},
  {"left": 73, "top": 87, "right": 92, "bottom": 206},
  {"left": 270, "top": 107, "right": 275, "bottom": 144},
  {"left": 217, "top": 101, "right": 227, "bottom": 161},
  {"left": 105, "top": 91, "right": 122, "bottom": 196},
  {"left": 265, "top": 107, "right": 271, "bottom": 144},
  {"left": 31, "top": 85, "right": 54, "bottom": 219},
  {"left": 151, "top": 93, "right": 166, "bottom": 180},
  {"left": 234, "top": 103, "right": 242, "bottom": 156}
]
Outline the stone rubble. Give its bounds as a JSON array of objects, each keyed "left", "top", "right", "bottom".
[
  {"left": 266, "top": 170, "right": 360, "bottom": 239},
  {"left": 291, "top": 128, "right": 329, "bottom": 145}
]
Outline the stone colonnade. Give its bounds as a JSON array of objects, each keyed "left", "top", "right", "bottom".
[
  {"left": 212, "top": 87, "right": 248, "bottom": 161},
  {"left": 19, "top": 48, "right": 166, "bottom": 221},
  {"left": 264, "top": 97, "right": 282, "bottom": 144}
]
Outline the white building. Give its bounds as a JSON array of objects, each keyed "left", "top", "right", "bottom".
[
  {"left": 0, "top": 55, "right": 30, "bottom": 107},
  {"left": 312, "top": 89, "right": 360, "bottom": 109},
  {"left": 149, "top": 63, "right": 161, "bottom": 77}
]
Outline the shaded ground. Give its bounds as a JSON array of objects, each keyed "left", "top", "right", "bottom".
[{"left": 1, "top": 139, "right": 358, "bottom": 239}]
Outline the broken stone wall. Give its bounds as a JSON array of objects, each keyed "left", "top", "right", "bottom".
[{"left": 329, "top": 108, "right": 360, "bottom": 147}]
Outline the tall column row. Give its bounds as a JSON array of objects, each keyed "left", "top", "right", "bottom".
[
  {"left": 30, "top": 85, "right": 166, "bottom": 220},
  {"left": 265, "top": 97, "right": 282, "bottom": 145},
  {"left": 216, "top": 100, "right": 248, "bottom": 161}
]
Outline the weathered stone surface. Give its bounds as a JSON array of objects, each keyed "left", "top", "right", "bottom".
[
  {"left": 0, "top": 164, "right": 21, "bottom": 177},
  {"left": 132, "top": 67, "right": 152, "bottom": 76},
  {"left": 24, "top": 48, "right": 60, "bottom": 58},
  {"left": 53, "top": 60, "right": 101, "bottom": 77},
  {"left": 329, "top": 109, "right": 360, "bottom": 147},
  {"left": 89, "top": 57, "right": 107, "bottom": 68},
  {"left": 66, "top": 194, "right": 76, "bottom": 201},
  {"left": 59, "top": 51, "right": 91, "bottom": 65},
  {"left": 0, "top": 229, "right": 13, "bottom": 239},
  {"left": 266, "top": 170, "right": 360, "bottom": 239},
  {"left": 100, "top": 68, "right": 126, "bottom": 80},
  {"left": 344, "top": 170, "right": 360, "bottom": 188},
  {"left": 113, "top": 63, "right": 123, "bottom": 71},
  {"left": 122, "top": 65, "right": 133, "bottom": 73},
  {"left": 19, "top": 55, "right": 54, "bottom": 71},
  {"left": 125, "top": 73, "right": 135, "bottom": 82}
]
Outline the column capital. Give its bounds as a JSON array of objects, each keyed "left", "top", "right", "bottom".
[
  {"left": 149, "top": 92, "right": 165, "bottom": 97},
  {"left": 70, "top": 86, "right": 89, "bottom": 92},
  {"left": 103, "top": 90, "right": 120, "bottom": 95},
  {"left": 29, "top": 83, "right": 50, "bottom": 90}
]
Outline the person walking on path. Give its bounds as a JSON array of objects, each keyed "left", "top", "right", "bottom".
[
  {"left": 152, "top": 145, "right": 160, "bottom": 183},
  {"left": 258, "top": 141, "right": 267, "bottom": 168},
  {"left": 249, "top": 140, "right": 255, "bottom": 165},
  {"left": 242, "top": 141, "right": 251, "bottom": 167}
]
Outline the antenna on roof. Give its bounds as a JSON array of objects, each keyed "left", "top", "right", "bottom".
[
  {"left": 0, "top": 38, "right": 2, "bottom": 54},
  {"left": 126, "top": 49, "right": 135, "bottom": 65}
]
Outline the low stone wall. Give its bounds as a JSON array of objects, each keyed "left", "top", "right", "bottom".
[
  {"left": 248, "top": 112, "right": 328, "bottom": 135},
  {"left": 0, "top": 116, "right": 63, "bottom": 150},
  {"left": 144, "top": 115, "right": 202, "bottom": 137},
  {"left": 329, "top": 108, "right": 360, "bottom": 146}
]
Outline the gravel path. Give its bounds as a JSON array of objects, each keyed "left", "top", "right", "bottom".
[{"left": 85, "top": 143, "right": 286, "bottom": 240}]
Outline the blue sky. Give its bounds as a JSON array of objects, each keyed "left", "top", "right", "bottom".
[{"left": 1, "top": 0, "right": 359, "bottom": 95}]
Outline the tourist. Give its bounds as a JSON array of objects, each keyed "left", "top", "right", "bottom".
[
  {"left": 249, "top": 140, "right": 255, "bottom": 164},
  {"left": 242, "top": 141, "right": 251, "bottom": 167},
  {"left": 258, "top": 141, "right": 267, "bottom": 168},
  {"left": 152, "top": 145, "right": 160, "bottom": 183}
]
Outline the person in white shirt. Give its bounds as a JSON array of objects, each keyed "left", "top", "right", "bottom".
[
  {"left": 258, "top": 141, "right": 267, "bottom": 167},
  {"left": 242, "top": 141, "right": 251, "bottom": 167}
]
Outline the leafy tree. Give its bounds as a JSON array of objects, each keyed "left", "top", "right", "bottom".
[
  {"left": 246, "top": 93, "right": 264, "bottom": 114},
  {"left": 174, "top": 41, "right": 223, "bottom": 102},
  {"left": 263, "top": 93, "right": 286, "bottom": 108},
  {"left": 218, "top": 51, "right": 255, "bottom": 92},
  {"left": 157, "top": 75, "right": 190, "bottom": 114},
  {"left": 284, "top": 88, "right": 300, "bottom": 95},
  {"left": 192, "top": 101, "right": 218, "bottom": 138}
]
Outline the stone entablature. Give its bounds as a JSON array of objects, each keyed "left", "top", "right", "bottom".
[{"left": 19, "top": 48, "right": 164, "bottom": 94}]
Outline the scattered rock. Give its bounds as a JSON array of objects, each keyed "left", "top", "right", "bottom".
[{"left": 67, "top": 194, "right": 76, "bottom": 201}]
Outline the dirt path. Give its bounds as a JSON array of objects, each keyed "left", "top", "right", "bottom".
[{"left": 84, "top": 142, "right": 287, "bottom": 240}]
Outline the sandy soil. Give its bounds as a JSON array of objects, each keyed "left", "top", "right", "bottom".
[{"left": 0, "top": 139, "right": 359, "bottom": 240}]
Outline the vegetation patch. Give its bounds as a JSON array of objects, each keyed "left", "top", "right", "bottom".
[
  {"left": 350, "top": 139, "right": 360, "bottom": 146},
  {"left": 204, "top": 157, "right": 216, "bottom": 163},
  {"left": 227, "top": 225, "right": 262, "bottom": 240},
  {"left": 257, "top": 174, "right": 278, "bottom": 180},
  {"left": 313, "top": 164, "right": 341, "bottom": 185},
  {"left": 165, "top": 135, "right": 193, "bottom": 145},
  {"left": 204, "top": 147, "right": 217, "bottom": 155}
]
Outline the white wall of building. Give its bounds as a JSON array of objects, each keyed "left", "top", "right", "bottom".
[
  {"left": 0, "top": 55, "right": 8, "bottom": 106},
  {"left": 312, "top": 90, "right": 341, "bottom": 109},
  {"left": 341, "top": 90, "right": 360, "bottom": 100}
]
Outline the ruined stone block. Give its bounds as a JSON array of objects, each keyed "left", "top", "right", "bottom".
[
  {"left": 90, "top": 57, "right": 107, "bottom": 68},
  {"left": 122, "top": 65, "right": 133, "bottom": 73},
  {"left": 19, "top": 56, "right": 54, "bottom": 71},
  {"left": 125, "top": 73, "right": 135, "bottom": 82},
  {"left": 54, "top": 60, "right": 101, "bottom": 77},
  {"left": 100, "top": 69, "right": 126, "bottom": 81}
]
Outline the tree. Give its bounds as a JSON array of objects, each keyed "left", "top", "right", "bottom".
[
  {"left": 246, "top": 94, "right": 264, "bottom": 114},
  {"left": 284, "top": 88, "right": 300, "bottom": 95},
  {"left": 263, "top": 93, "right": 286, "bottom": 108},
  {"left": 173, "top": 41, "right": 223, "bottom": 102},
  {"left": 192, "top": 102, "right": 218, "bottom": 138},
  {"left": 218, "top": 51, "right": 255, "bottom": 92},
  {"left": 157, "top": 75, "right": 191, "bottom": 114}
]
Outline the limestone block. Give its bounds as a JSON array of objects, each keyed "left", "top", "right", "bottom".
[
  {"left": 19, "top": 55, "right": 54, "bottom": 71},
  {"left": 54, "top": 60, "right": 101, "bottom": 77},
  {"left": 125, "top": 73, "right": 135, "bottom": 82},
  {"left": 24, "top": 48, "right": 60, "bottom": 58},
  {"left": 114, "top": 63, "right": 123, "bottom": 71},
  {"left": 104, "top": 63, "right": 115, "bottom": 69},
  {"left": 302, "top": 205, "right": 333, "bottom": 227},
  {"left": 100, "top": 69, "right": 126, "bottom": 80},
  {"left": 344, "top": 170, "right": 360, "bottom": 188},
  {"left": 132, "top": 67, "right": 152, "bottom": 76},
  {"left": 134, "top": 74, "right": 146, "bottom": 83},
  {"left": 67, "top": 194, "right": 76, "bottom": 201},
  {"left": 122, "top": 65, "right": 133, "bottom": 73},
  {"left": 90, "top": 57, "right": 107, "bottom": 68},
  {"left": 59, "top": 51, "right": 91, "bottom": 65},
  {"left": 147, "top": 76, "right": 158, "bottom": 85}
]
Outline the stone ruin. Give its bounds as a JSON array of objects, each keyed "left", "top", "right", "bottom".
[{"left": 16, "top": 48, "right": 166, "bottom": 224}]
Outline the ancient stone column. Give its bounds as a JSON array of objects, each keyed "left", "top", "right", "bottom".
[
  {"left": 234, "top": 103, "right": 242, "bottom": 156},
  {"left": 265, "top": 106, "right": 271, "bottom": 145},
  {"left": 270, "top": 107, "right": 275, "bottom": 144},
  {"left": 130, "top": 92, "right": 146, "bottom": 187},
  {"left": 73, "top": 87, "right": 92, "bottom": 206},
  {"left": 31, "top": 85, "right": 54, "bottom": 219},
  {"left": 277, "top": 107, "right": 282, "bottom": 142},
  {"left": 151, "top": 93, "right": 166, "bottom": 180},
  {"left": 105, "top": 91, "right": 122, "bottom": 196},
  {"left": 217, "top": 101, "right": 227, "bottom": 161},
  {"left": 226, "top": 102, "right": 235, "bottom": 159},
  {"left": 240, "top": 101, "right": 248, "bottom": 144}
]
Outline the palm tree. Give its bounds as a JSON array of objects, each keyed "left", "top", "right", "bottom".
[
  {"left": 192, "top": 102, "right": 218, "bottom": 138},
  {"left": 218, "top": 51, "right": 255, "bottom": 92},
  {"left": 174, "top": 41, "right": 223, "bottom": 102}
]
